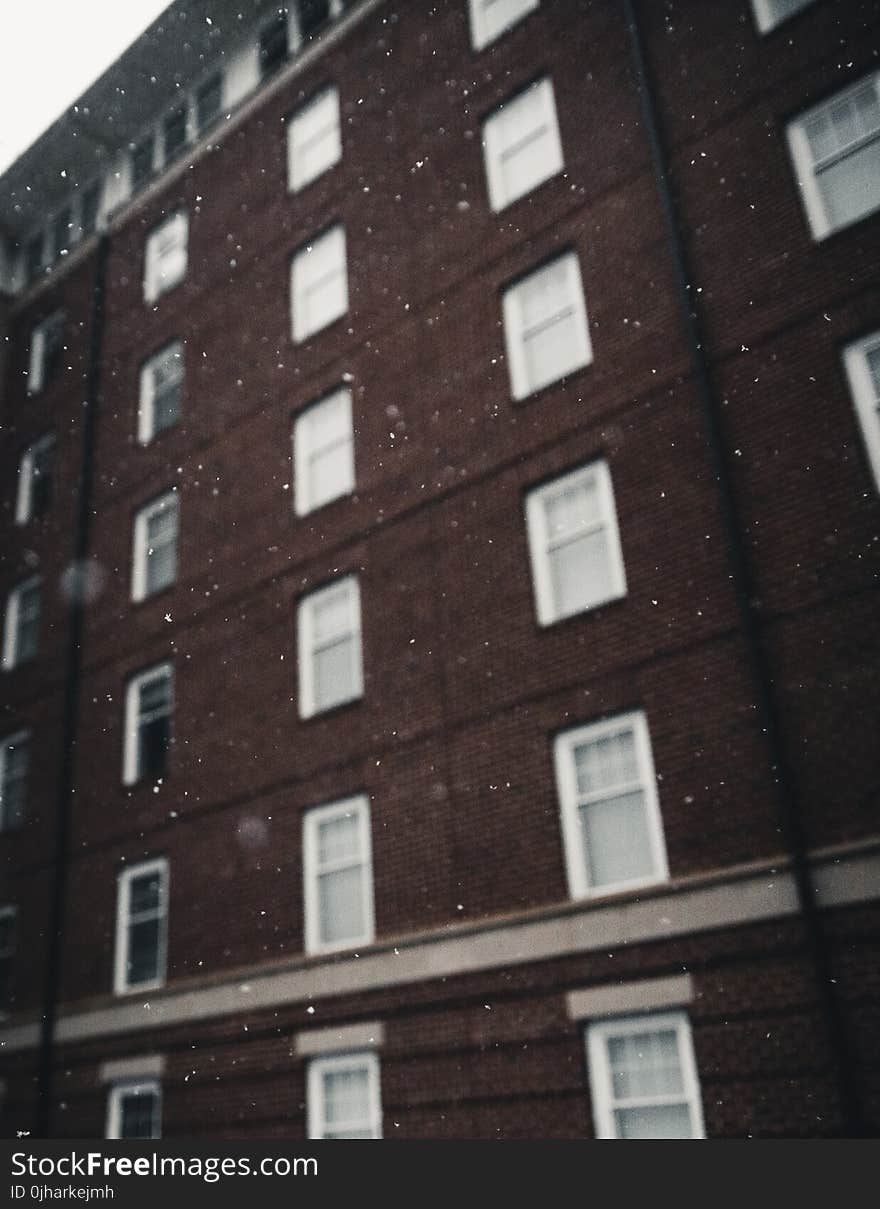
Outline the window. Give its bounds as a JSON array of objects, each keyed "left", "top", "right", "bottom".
[
  {"left": 751, "top": 0, "right": 816, "bottom": 33},
  {"left": 307, "top": 1051, "right": 381, "bottom": 1139},
  {"left": 787, "top": 72, "right": 880, "bottom": 240},
  {"left": 483, "top": 77, "right": 563, "bottom": 211},
  {"left": 143, "top": 211, "right": 188, "bottom": 304},
  {"left": 259, "top": 10, "right": 289, "bottom": 78},
  {"left": 502, "top": 252, "right": 591, "bottom": 399},
  {"left": 0, "top": 907, "right": 16, "bottom": 1014},
  {"left": 139, "top": 342, "right": 183, "bottom": 444},
  {"left": 0, "top": 733, "right": 29, "bottom": 831},
  {"left": 291, "top": 225, "right": 348, "bottom": 342},
  {"left": 587, "top": 1012, "right": 705, "bottom": 1139},
  {"left": 525, "top": 461, "right": 626, "bottom": 625},
  {"left": 52, "top": 205, "right": 74, "bottom": 259},
  {"left": 80, "top": 182, "right": 101, "bottom": 238},
  {"left": 293, "top": 386, "right": 355, "bottom": 515},
  {"left": 15, "top": 434, "right": 55, "bottom": 524},
  {"left": 3, "top": 578, "right": 42, "bottom": 670},
  {"left": 469, "top": 0, "right": 539, "bottom": 50},
  {"left": 553, "top": 711, "right": 668, "bottom": 898},
  {"left": 123, "top": 664, "right": 173, "bottom": 786},
  {"left": 303, "top": 795, "right": 374, "bottom": 955},
  {"left": 196, "top": 73, "right": 222, "bottom": 134},
  {"left": 299, "top": 0, "right": 332, "bottom": 42},
  {"left": 163, "top": 107, "right": 188, "bottom": 161},
  {"left": 132, "top": 492, "right": 179, "bottom": 602},
  {"left": 114, "top": 859, "right": 169, "bottom": 994},
  {"left": 298, "top": 575, "right": 363, "bottom": 717},
  {"left": 288, "top": 86, "right": 342, "bottom": 193},
  {"left": 106, "top": 1080, "right": 162, "bottom": 1139},
  {"left": 843, "top": 330, "right": 880, "bottom": 492},
  {"left": 131, "top": 134, "right": 156, "bottom": 190},
  {"left": 24, "top": 233, "right": 44, "bottom": 284},
  {"left": 27, "top": 311, "right": 64, "bottom": 395}
]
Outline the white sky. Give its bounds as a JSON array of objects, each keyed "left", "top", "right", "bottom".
[{"left": 0, "top": 0, "right": 173, "bottom": 174}]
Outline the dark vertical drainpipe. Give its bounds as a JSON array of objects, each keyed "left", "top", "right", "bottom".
[
  {"left": 35, "top": 234, "right": 109, "bottom": 1138},
  {"left": 621, "top": 0, "right": 864, "bottom": 1137}
]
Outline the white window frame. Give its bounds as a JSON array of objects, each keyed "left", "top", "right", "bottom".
[
  {"left": 469, "top": 0, "right": 539, "bottom": 51},
  {"left": 293, "top": 386, "right": 355, "bottom": 516},
  {"left": 0, "top": 904, "right": 16, "bottom": 1016},
  {"left": 587, "top": 1011, "right": 705, "bottom": 1140},
  {"left": 123, "top": 663, "right": 174, "bottom": 786},
  {"left": 0, "top": 732, "right": 29, "bottom": 832},
  {"left": 751, "top": 0, "right": 816, "bottom": 34},
  {"left": 303, "top": 793, "right": 375, "bottom": 956},
  {"left": 15, "top": 434, "right": 55, "bottom": 525},
  {"left": 786, "top": 71, "right": 880, "bottom": 241},
  {"left": 290, "top": 225, "right": 349, "bottom": 343},
  {"left": 525, "top": 460, "right": 627, "bottom": 626},
  {"left": 105, "top": 1079, "right": 162, "bottom": 1139},
  {"left": 553, "top": 710, "right": 669, "bottom": 900},
  {"left": 114, "top": 858, "right": 169, "bottom": 995},
  {"left": 307, "top": 1051, "right": 382, "bottom": 1139},
  {"left": 482, "top": 77, "right": 564, "bottom": 211},
  {"left": 298, "top": 575, "right": 363, "bottom": 719},
  {"left": 2, "top": 576, "right": 42, "bottom": 670},
  {"left": 138, "top": 341, "right": 184, "bottom": 445},
  {"left": 288, "top": 85, "right": 342, "bottom": 193},
  {"left": 27, "top": 312, "right": 63, "bottom": 396},
  {"left": 143, "top": 211, "right": 189, "bottom": 304},
  {"left": 502, "top": 251, "right": 592, "bottom": 400},
  {"left": 842, "top": 330, "right": 880, "bottom": 493},
  {"left": 131, "top": 491, "right": 179, "bottom": 603}
]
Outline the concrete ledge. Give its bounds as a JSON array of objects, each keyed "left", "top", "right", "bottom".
[
  {"left": 566, "top": 974, "right": 694, "bottom": 1022},
  {"left": 99, "top": 1054, "right": 166, "bottom": 1083},
  {"left": 295, "top": 1020, "right": 384, "bottom": 1058}
]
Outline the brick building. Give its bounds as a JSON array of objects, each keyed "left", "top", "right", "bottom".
[{"left": 0, "top": 0, "right": 878, "bottom": 1139}]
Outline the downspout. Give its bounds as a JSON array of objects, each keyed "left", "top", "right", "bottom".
[
  {"left": 35, "top": 233, "right": 109, "bottom": 1137},
  {"left": 621, "top": 0, "right": 864, "bottom": 1136}
]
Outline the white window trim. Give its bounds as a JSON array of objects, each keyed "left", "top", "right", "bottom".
[
  {"left": 15, "top": 434, "right": 54, "bottom": 525},
  {"left": 303, "top": 793, "right": 375, "bottom": 956},
  {"left": 138, "top": 341, "right": 183, "bottom": 445},
  {"left": 525, "top": 460, "right": 627, "bottom": 626},
  {"left": 786, "top": 71, "right": 880, "bottom": 242},
  {"left": 483, "top": 76, "right": 564, "bottom": 212},
  {"left": 123, "top": 662, "right": 173, "bottom": 786},
  {"left": 587, "top": 1011, "right": 705, "bottom": 1140},
  {"left": 502, "top": 251, "right": 592, "bottom": 401},
  {"left": 27, "top": 313, "right": 62, "bottom": 396},
  {"left": 287, "top": 85, "right": 342, "bottom": 193},
  {"left": 105, "top": 1078, "right": 162, "bottom": 1140},
  {"left": 842, "top": 330, "right": 880, "bottom": 493},
  {"left": 143, "top": 211, "right": 189, "bottom": 304},
  {"left": 113, "top": 858, "right": 169, "bottom": 996},
  {"left": 750, "top": 0, "right": 816, "bottom": 34},
  {"left": 0, "top": 732, "right": 29, "bottom": 832},
  {"left": 293, "top": 385, "right": 355, "bottom": 516},
  {"left": 2, "top": 576, "right": 41, "bottom": 671},
  {"left": 290, "top": 224, "right": 349, "bottom": 343},
  {"left": 297, "top": 574, "right": 363, "bottom": 719},
  {"left": 131, "top": 491, "right": 179, "bottom": 603},
  {"left": 307, "top": 1050, "right": 382, "bottom": 1140},
  {"left": 469, "top": 0, "right": 539, "bottom": 51},
  {"left": 553, "top": 710, "right": 669, "bottom": 901}
]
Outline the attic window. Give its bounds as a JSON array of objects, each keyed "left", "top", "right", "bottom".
[
  {"left": 259, "top": 10, "right": 289, "bottom": 78},
  {"left": 299, "top": 0, "right": 331, "bottom": 41}
]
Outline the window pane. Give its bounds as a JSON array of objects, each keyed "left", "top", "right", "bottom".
[
  {"left": 139, "top": 716, "right": 170, "bottom": 779},
  {"left": 544, "top": 477, "right": 599, "bottom": 540},
  {"left": 129, "top": 873, "right": 162, "bottom": 916},
  {"left": 314, "top": 637, "right": 356, "bottom": 710},
  {"left": 164, "top": 108, "right": 188, "bottom": 159},
  {"left": 120, "top": 1092, "right": 157, "bottom": 1140},
  {"left": 318, "top": 865, "right": 364, "bottom": 944},
  {"left": 2, "top": 739, "right": 28, "bottom": 828},
  {"left": 866, "top": 345, "right": 880, "bottom": 399},
  {"left": 317, "top": 811, "right": 360, "bottom": 866},
  {"left": 323, "top": 1067, "right": 369, "bottom": 1126},
  {"left": 139, "top": 674, "right": 171, "bottom": 716},
  {"left": 548, "top": 528, "right": 614, "bottom": 616},
  {"left": 614, "top": 1102, "right": 693, "bottom": 1140},
  {"left": 522, "top": 307, "right": 582, "bottom": 392},
  {"left": 309, "top": 441, "right": 354, "bottom": 509},
  {"left": 196, "top": 74, "right": 222, "bottom": 133},
  {"left": 608, "top": 1029, "right": 684, "bottom": 1099},
  {"left": 574, "top": 730, "right": 638, "bottom": 796},
  {"left": 816, "top": 139, "right": 880, "bottom": 231},
  {"left": 127, "top": 918, "right": 161, "bottom": 984},
  {"left": 579, "top": 790, "right": 654, "bottom": 887},
  {"left": 312, "top": 590, "right": 351, "bottom": 642}
]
